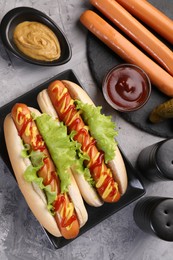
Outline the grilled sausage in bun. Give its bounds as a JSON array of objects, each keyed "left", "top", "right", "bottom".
[{"left": 4, "top": 103, "right": 88, "bottom": 239}]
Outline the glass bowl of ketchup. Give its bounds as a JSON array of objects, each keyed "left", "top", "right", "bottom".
[{"left": 102, "top": 64, "right": 151, "bottom": 112}]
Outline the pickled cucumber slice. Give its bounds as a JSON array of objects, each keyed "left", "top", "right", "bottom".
[{"left": 149, "top": 98, "right": 173, "bottom": 123}]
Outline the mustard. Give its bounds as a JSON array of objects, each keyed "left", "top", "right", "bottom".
[
  {"left": 13, "top": 21, "right": 61, "bottom": 61},
  {"left": 102, "top": 182, "right": 112, "bottom": 200}
]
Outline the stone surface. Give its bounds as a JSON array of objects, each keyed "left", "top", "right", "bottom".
[{"left": 0, "top": 0, "right": 173, "bottom": 259}]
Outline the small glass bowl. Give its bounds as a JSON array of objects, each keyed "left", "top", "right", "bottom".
[{"left": 102, "top": 64, "right": 151, "bottom": 112}]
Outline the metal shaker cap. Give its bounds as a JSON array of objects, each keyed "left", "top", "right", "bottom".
[
  {"left": 151, "top": 198, "right": 173, "bottom": 241},
  {"left": 134, "top": 197, "right": 173, "bottom": 241},
  {"left": 155, "top": 139, "right": 173, "bottom": 179}
]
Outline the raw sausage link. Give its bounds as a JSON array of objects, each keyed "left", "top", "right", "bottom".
[
  {"left": 116, "top": 0, "right": 173, "bottom": 44},
  {"left": 90, "top": 0, "right": 173, "bottom": 75}
]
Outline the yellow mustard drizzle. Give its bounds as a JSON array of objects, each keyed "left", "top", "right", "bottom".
[
  {"left": 102, "top": 182, "right": 113, "bottom": 199},
  {"left": 88, "top": 151, "right": 99, "bottom": 167},
  {"left": 31, "top": 126, "right": 41, "bottom": 147},
  {"left": 61, "top": 97, "right": 73, "bottom": 116},
  {"left": 65, "top": 202, "right": 75, "bottom": 230},
  {"left": 112, "top": 183, "right": 119, "bottom": 201},
  {"left": 67, "top": 110, "right": 81, "bottom": 126},
  {"left": 58, "top": 193, "right": 75, "bottom": 229},
  {"left": 24, "top": 122, "right": 32, "bottom": 137},
  {"left": 85, "top": 136, "right": 94, "bottom": 154},
  {"left": 96, "top": 174, "right": 107, "bottom": 189},
  {"left": 52, "top": 85, "right": 67, "bottom": 110},
  {"left": 16, "top": 107, "right": 45, "bottom": 150},
  {"left": 16, "top": 107, "right": 30, "bottom": 125},
  {"left": 60, "top": 93, "right": 68, "bottom": 114}
]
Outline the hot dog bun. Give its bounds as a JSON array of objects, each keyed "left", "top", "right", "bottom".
[
  {"left": 4, "top": 107, "right": 88, "bottom": 238},
  {"left": 37, "top": 80, "right": 128, "bottom": 206}
]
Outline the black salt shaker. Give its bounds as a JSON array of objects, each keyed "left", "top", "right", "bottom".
[
  {"left": 137, "top": 138, "right": 173, "bottom": 181},
  {"left": 133, "top": 196, "right": 173, "bottom": 241}
]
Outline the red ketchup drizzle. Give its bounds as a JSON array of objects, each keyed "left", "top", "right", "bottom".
[
  {"left": 18, "top": 117, "right": 32, "bottom": 137},
  {"left": 61, "top": 215, "right": 77, "bottom": 228},
  {"left": 44, "top": 170, "right": 57, "bottom": 186},
  {"left": 52, "top": 86, "right": 58, "bottom": 94},
  {"left": 74, "top": 128, "right": 88, "bottom": 151},
  {"left": 89, "top": 152, "right": 117, "bottom": 197},
  {"left": 109, "top": 185, "right": 117, "bottom": 197},
  {"left": 85, "top": 139, "right": 97, "bottom": 153},
  {"left": 17, "top": 113, "right": 45, "bottom": 151},
  {"left": 98, "top": 175, "right": 112, "bottom": 193},
  {"left": 63, "top": 105, "right": 76, "bottom": 126},
  {"left": 69, "top": 118, "right": 81, "bottom": 131},
  {"left": 34, "top": 133, "right": 46, "bottom": 151},
  {"left": 54, "top": 195, "right": 77, "bottom": 228},
  {"left": 55, "top": 92, "right": 69, "bottom": 117},
  {"left": 90, "top": 152, "right": 104, "bottom": 178},
  {"left": 54, "top": 195, "right": 66, "bottom": 211}
]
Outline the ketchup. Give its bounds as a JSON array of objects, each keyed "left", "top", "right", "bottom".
[
  {"left": 54, "top": 195, "right": 77, "bottom": 228},
  {"left": 102, "top": 64, "right": 151, "bottom": 112},
  {"left": 18, "top": 117, "right": 32, "bottom": 137}
]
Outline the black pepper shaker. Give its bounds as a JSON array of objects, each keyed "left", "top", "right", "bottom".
[
  {"left": 133, "top": 196, "right": 173, "bottom": 241},
  {"left": 137, "top": 138, "right": 173, "bottom": 181}
]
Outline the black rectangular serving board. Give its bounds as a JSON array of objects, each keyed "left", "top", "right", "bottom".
[{"left": 0, "top": 69, "right": 145, "bottom": 249}]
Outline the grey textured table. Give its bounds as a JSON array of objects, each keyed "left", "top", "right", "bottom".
[{"left": 0, "top": 0, "right": 172, "bottom": 259}]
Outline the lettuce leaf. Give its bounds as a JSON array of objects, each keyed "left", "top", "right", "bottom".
[
  {"left": 35, "top": 114, "right": 78, "bottom": 193},
  {"left": 35, "top": 114, "right": 95, "bottom": 188},
  {"left": 75, "top": 101, "right": 118, "bottom": 163},
  {"left": 68, "top": 130, "right": 94, "bottom": 186},
  {"left": 23, "top": 149, "right": 57, "bottom": 212}
]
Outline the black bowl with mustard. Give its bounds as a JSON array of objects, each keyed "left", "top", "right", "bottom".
[{"left": 0, "top": 7, "right": 72, "bottom": 66}]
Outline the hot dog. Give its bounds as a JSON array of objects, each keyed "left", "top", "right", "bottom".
[
  {"left": 115, "top": 0, "right": 173, "bottom": 44},
  {"left": 37, "top": 80, "right": 128, "bottom": 206},
  {"left": 4, "top": 104, "right": 88, "bottom": 239},
  {"left": 80, "top": 10, "right": 173, "bottom": 97},
  {"left": 90, "top": 0, "right": 173, "bottom": 76}
]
